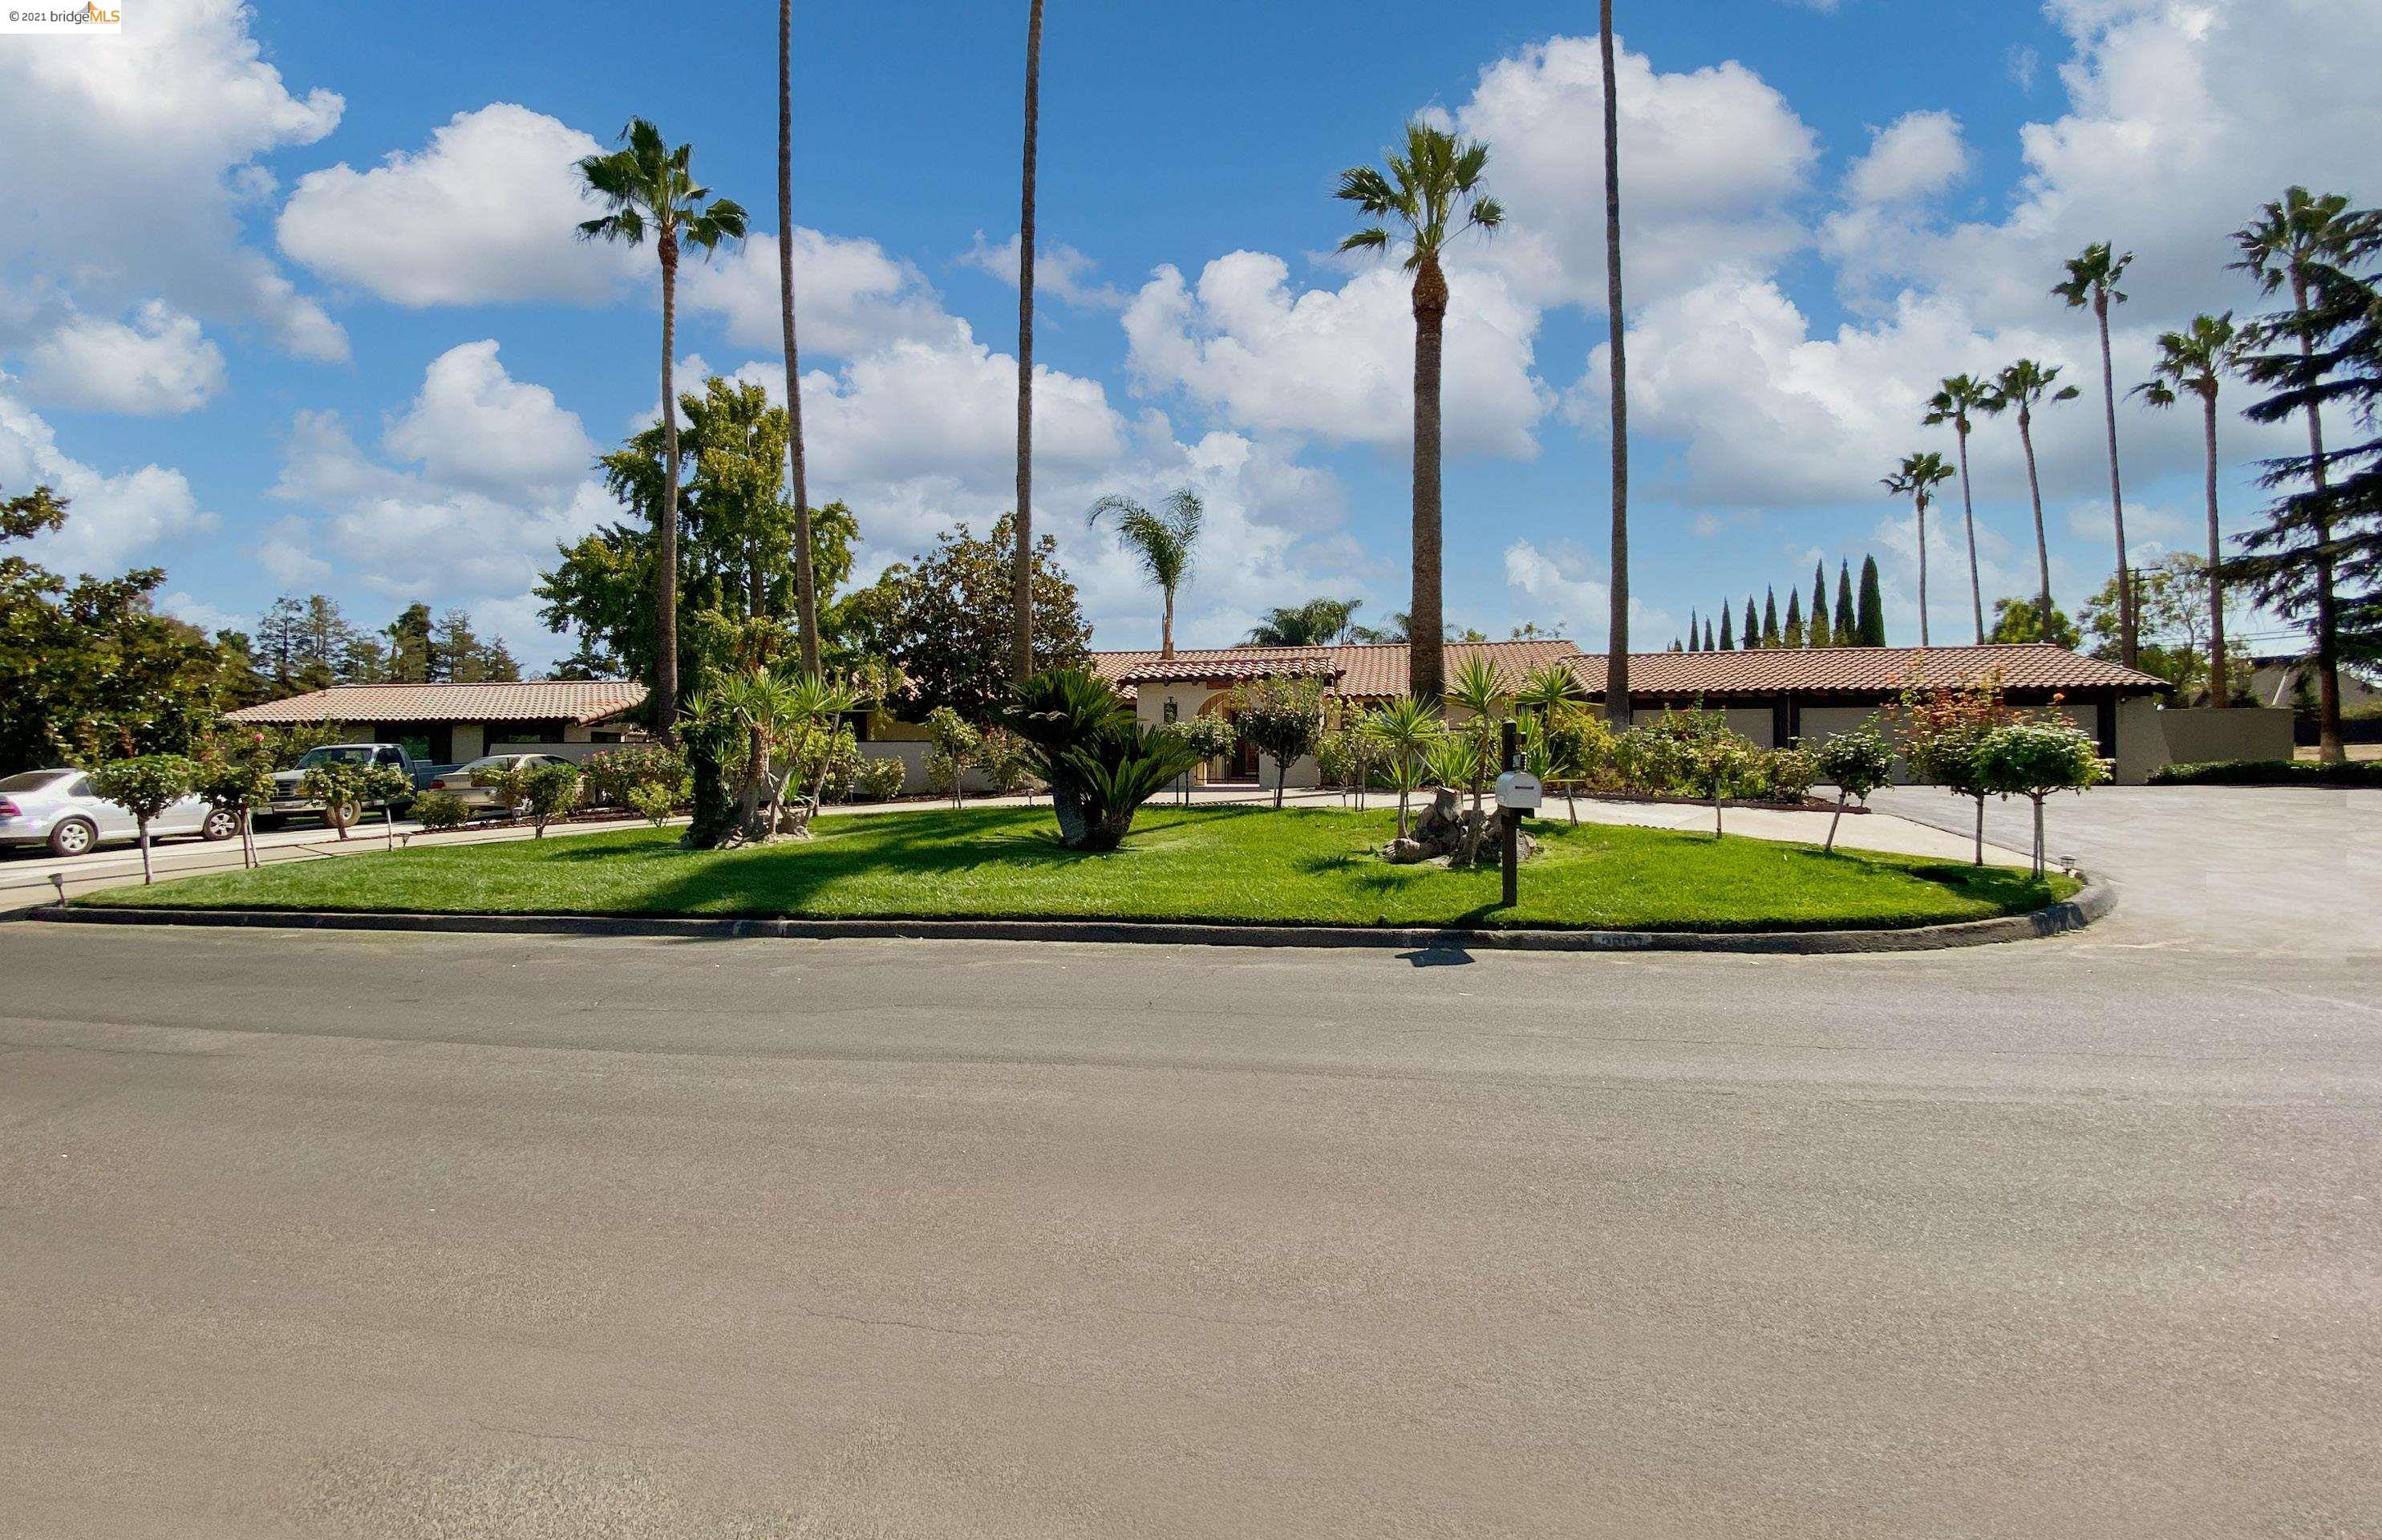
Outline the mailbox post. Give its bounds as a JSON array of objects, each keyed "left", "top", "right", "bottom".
[{"left": 1493, "top": 723, "right": 1544, "bottom": 908}]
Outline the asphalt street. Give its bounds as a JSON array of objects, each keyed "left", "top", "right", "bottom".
[{"left": 1, "top": 788, "right": 2375, "bottom": 1537}]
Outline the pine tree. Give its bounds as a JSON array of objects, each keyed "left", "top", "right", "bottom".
[
  {"left": 1719, "top": 604, "right": 1734, "bottom": 650},
  {"left": 1744, "top": 597, "right": 1760, "bottom": 650},
  {"left": 1761, "top": 587, "right": 1780, "bottom": 646},
  {"left": 385, "top": 602, "right": 435, "bottom": 682},
  {"left": 1857, "top": 556, "right": 1886, "bottom": 646},
  {"left": 1834, "top": 561, "right": 1857, "bottom": 642},
  {"left": 1784, "top": 590, "right": 1805, "bottom": 646},
  {"left": 1810, "top": 562, "right": 1830, "bottom": 646}
]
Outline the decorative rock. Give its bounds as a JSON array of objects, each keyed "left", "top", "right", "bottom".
[
  {"left": 1380, "top": 837, "right": 1428, "bottom": 864},
  {"left": 1384, "top": 785, "right": 1539, "bottom": 869}
]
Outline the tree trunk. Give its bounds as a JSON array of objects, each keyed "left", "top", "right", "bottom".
[
  {"left": 1825, "top": 790, "right": 1845, "bottom": 853},
  {"left": 1956, "top": 422, "right": 1984, "bottom": 642},
  {"left": 1410, "top": 255, "right": 1448, "bottom": 707},
  {"left": 2290, "top": 269, "right": 2345, "bottom": 763},
  {"left": 1396, "top": 785, "right": 1410, "bottom": 840},
  {"left": 780, "top": 0, "right": 820, "bottom": 676},
  {"left": 1973, "top": 796, "right": 1984, "bottom": 868},
  {"left": 1011, "top": 0, "right": 1043, "bottom": 685},
  {"left": 2202, "top": 390, "right": 2227, "bottom": 706},
  {"left": 2096, "top": 294, "right": 2136, "bottom": 667},
  {"left": 1915, "top": 494, "right": 1930, "bottom": 647},
  {"left": 2019, "top": 406, "right": 2053, "bottom": 635},
  {"left": 1160, "top": 583, "right": 1174, "bottom": 659},
  {"left": 1599, "top": 0, "right": 1631, "bottom": 732},
  {"left": 657, "top": 232, "right": 683, "bottom": 740},
  {"left": 1712, "top": 788, "right": 1723, "bottom": 840},
  {"left": 138, "top": 823, "right": 152, "bottom": 886}
]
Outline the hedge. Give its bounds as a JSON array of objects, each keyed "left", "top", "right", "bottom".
[{"left": 2148, "top": 759, "right": 2382, "bottom": 788}]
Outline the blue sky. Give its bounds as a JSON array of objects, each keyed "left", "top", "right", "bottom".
[{"left": 2, "top": 0, "right": 2372, "bottom": 666}]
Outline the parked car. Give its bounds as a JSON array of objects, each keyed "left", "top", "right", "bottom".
[
  {"left": 261, "top": 744, "right": 452, "bottom": 829},
  {"left": 0, "top": 768, "right": 239, "bottom": 858},
  {"left": 424, "top": 753, "right": 578, "bottom": 817}
]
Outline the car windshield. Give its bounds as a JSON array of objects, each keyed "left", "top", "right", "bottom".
[
  {"left": 0, "top": 770, "right": 70, "bottom": 792},
  {"left": 294, "top": 747, "right": 375, "bottom": 768}
]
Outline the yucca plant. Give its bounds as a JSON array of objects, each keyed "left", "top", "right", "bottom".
[{"left": 1366, "top": 696, "right": 1443, "bottom": 838}]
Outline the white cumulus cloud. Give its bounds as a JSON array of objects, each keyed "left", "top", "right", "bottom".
[{"left": 17, "top": 302, "right": 227, "bottom": 415}]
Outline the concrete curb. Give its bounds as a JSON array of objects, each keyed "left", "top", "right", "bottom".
[{"left": 17, "top": 874, "right": 2113, "bottom": 955}]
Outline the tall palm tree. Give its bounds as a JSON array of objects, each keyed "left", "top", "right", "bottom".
[
  {"left": 1011, "top": 0, "right": 1045, "bottom": 684},
  {"left": 1598, "top": 0, "right": 1630, "bottom": 729},
  {"left": 1882, "top": 451, "right": 1957, "bottom": 646},
  {"left": 2053, "top": 243, "right": 2139, "bottom": 666},
  {"left": 1980, "top": 360, "right": 2079, "bottom": 636},
  {"left": 2133, "top": 314, "right": 2246, "bottom": 706},
  {"left": 1088, "top": 488, "right": 1203, "bottom": 659},
  {"left": 2232, "top": 187, "right": 2356, "bottom": 762},
  {"left": 1337, "top": 120, "right": 1504, "bottom": 707},
  {"left": 1923, "top": 373, "right": 1995, "bottom": 642},
  {"left": 577, "top": 120, "right": 748, "bottom": 738},
  {"left": 778, "top": 0, "right": 819, "bottom": 675}
]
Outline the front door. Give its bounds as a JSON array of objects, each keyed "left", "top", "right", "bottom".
[{"left": 1226, "top": 714, "right": 1260, "bottom": 781}]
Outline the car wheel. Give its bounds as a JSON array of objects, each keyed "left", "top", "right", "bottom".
[
  {"left": 326, "top": 800, "right": 360, "bottom": 831},
  {"left": 201, "top": 808, "right": 239, "bottom": 842},
  {"left": 48, "top": 817, "right": 97, "bottom": 857}
]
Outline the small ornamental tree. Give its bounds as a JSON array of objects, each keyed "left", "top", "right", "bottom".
[
  {"left": 412, "top": 790, "right": 472, "bottom": 831},
  {"left": 924, "top": 706, "right": 981, "bottom": 809},
  {"left": 470, "top": 760, "right": 535, "bottom": 828},
  {"left": 972, "top": 724, "right": 1036, "bottom": 797},
  {"left": 1663, "top": 716, "right": 1756, "bottom": 838},
  {"left": 1889, "top": 669, "right": 2019, "bottom": 866},
  {"left": 1157, "top": 712, "right": 1238, "bottom": 804},
  {"left": 1813, "top": 724, "right": 1897, "bottom": 853},
  {"left": 1229, "top": 675, "right": 1327, "bottom": 809},
  {"left": 193, "top": 742, "right": 274, "bottom": 869},
  {"left": 581, "top": 744, "right": 688, "bottom": 809},
  {"left": 520, "top": 760, "right": 584, "bottom": 838},
  {"left": 1974, "top": 722, "right": 2106, "bottom": 875},
  {"left": 299, "top": 760, "right": 408, "bottom": 843},
  {"left": 87, "top": 754, "right": 196, "bottom": 885}
]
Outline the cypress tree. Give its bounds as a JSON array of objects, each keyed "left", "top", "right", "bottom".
[
  {"left": 1835, "top": 560, "right": 1857, "bottom": 641},
  {"left": 1810, "top": 561, "right": 1831, "bottom": 646},
  {"left": 1761, "top": 587, "right": 1780, "bottom": 646},
  {"left": 1744, "top": 597, "right": 1760, "bottom": 650},
  {"left": 1784, "top": 589, "right": 1805, "bottom": 646},
  {"left": 1857, "top": 555, "right": 1886, "bottom": 645},
  {"left": 1703, "top": 617, "right": 1716, "bottom": 651},
  {"left": 1670, "top": 637, "right": 1683, "bottom": 652},
  {"left": 1687, "top": 609, "right": 1699, "bottom": 650},
  {"left": 1719, "top": 605, "right": 1734, "bottom": 650}
]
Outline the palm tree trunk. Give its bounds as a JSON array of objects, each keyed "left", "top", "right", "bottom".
[
  {"left": 1010, "top": 0, "right": 1043, "bottom": 685},
  {"left": 1410, "top": 255, "right": 1448, "bottom": 706},
  {"left": 2290, "top": 270, "right": 2345, "bottom": 762},
  {"left": 1599, "top": 0, "right": 1631, "bottom": 732},
  {"left": 1956, "top": 423, "right": 1983, "bottom": 642},
  {"left": 656, "top": 233, "right": 682, "bottom": 740},
  {"left": 2019, "top": 406, "right": 2053, "bottom": 635},
  {"left": 2095, "top": 295, "right": 2135, "bottom": 666},
  {"left": 780, "top": 0, "right": 820, "bottom": 677},
  {"left": 1915, "top": 495, "right": 1930, "bottom": 646},
  {"left": 2202, "top": 390, "right": 2227, "bottom": 707},
  {"left": 1160, "top": 583, "right": 1175, "bottom": 659}
]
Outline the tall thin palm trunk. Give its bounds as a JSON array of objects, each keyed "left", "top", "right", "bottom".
[
  {"left": 1410, "top": 254, "right": 1447, "bottom": 705},
  {"left": 2289, "top": 269, "right": 2344, "bottom": 761},
  {"left": 780, "top": 0, "right": 819, "bottom": 675},
  {"left": 2093, "top": 294, "right": 2135, "bottom": 665},
  {"left": 2201, "top": 391, "right": 2228, "bottom": 706},
  {"left": 1161, "top": 584, "right": 1175, "bottom": 659},
  {"left": 1915, "top": 494, "right": 1930, "bottom": 646},
  {"left": 657, "top": 231, "right": 682, "bottom": 738},
  {"left": 1011, "top": 0, "right": 1043, "bottom": 684},
  {"left": 2018, "top": 404, "right": 2052, "bottom": 634},
  {"left": 1955, "top": 423, "right": 1983, "bottom": 642},
  {"left": 1599, "top": 0, "right": 1630, "bottom": 731}
]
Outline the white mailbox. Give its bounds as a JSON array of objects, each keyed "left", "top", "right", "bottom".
[{"left": 1494, "top": 769, "right": 1542, "bottom": 811}]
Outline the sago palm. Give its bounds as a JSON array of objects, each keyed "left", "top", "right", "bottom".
[
  {"left": 2134, "top": 313, "right": 2247, "bottom": 705},
  {"left": 1922, "top": 373, "right": 1995, "bottom": 642},
  {"left": 2053, "top": 243, "right": 2139, "bottom": 665},
  {"left": 577, "top": 120, "right": 748, "bottom": 739},
  {"left": 1882, "top": 452, "right": 1957, "bottom": 646},
  {"left": 1088, "top": 488, "right": 1203, "bottom": 659},
  {"left": 1337, "top": 120, "right": 1504, "bottom": 707},
  {"left": 1980, "top": 359, "right": 2079, "bottom": 635}
]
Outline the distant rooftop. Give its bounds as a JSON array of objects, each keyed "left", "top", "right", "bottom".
[{"left": 225, "top": 679, "right": 649, "bottom": 726}]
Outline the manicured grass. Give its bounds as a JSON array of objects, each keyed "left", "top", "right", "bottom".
[{"left": 85, "top": 804, "right": 2076, "bottom": 932}]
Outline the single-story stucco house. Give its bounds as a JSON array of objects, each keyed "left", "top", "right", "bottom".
[
  {"left": 224, "top": 680, "right": 650, "bottom": 765},
  {"left": 1092, "top": 638, "right": 2272, "bottom": 786}
]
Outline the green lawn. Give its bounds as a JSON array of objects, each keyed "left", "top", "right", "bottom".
[{"left": 86, "top": 804, "right": 2075, "bottom": 932}]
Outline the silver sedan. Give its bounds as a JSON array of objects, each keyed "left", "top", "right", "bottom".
[
  {"left": 0, "top": 768, "right": 239, "bottom": 858},
  {"left": 423, "top": 753, "right": 578, "bottom": 816}
]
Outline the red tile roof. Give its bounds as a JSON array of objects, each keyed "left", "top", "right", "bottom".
[
  {"left": 225, "top": 680, "right": 650, "bottom": 726},
  {"left": 1089, "top": 641, "right": 2164, "bottom": 699}
]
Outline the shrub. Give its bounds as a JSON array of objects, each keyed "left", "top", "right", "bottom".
[
  {"left": 924, "top": 706, "right": 982, "bottom": 808},
  {"left": 2149, "top": 758, "right": 2382, "bottom": 788},
  {"left": 851, "top": 756, "right": 909, "bottom": 802},
  {"left": 87, "top": 754, "right": 196, "bottom": 884},
  {"left": 472, "top": 760, "right": 533, "bottom": 823},
  {"left": 973, "top": 725, "right": 1036, "bottom": 796},
  {"left": 581, "top": 744, "right": 687, "bottom": 808},
  {"left": 626, "top": 782, "right": 679, "bottom": 826},
  {"left": 412, "top": 790, "right": 471, "bottom": 830},
  {"left": 1161, "top": 713, "right": 1238, "bottom": 764},
  {"left": 520, "top": 761, "right": 583, "bottom": 838},
  {"left": 998, "top": 667, "right": 1197, "bottom": 850},
  {"left": 1760, "top": 745, "right": 1819, "bottom": 803},
  {"left": 799, "top": 723, "right": 864, "bottom": 803}
]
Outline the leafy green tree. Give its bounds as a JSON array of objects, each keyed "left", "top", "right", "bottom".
[
  {"left": 1924, "top": 374, "right": 1997, "bottom": 643},
  {"left": 87, "top": 755, "right": 197, "bottom": 885},
  {"left": 1856, "top": 555, "right": 1887, "bottom": 646},
  {"left": 385, "top": 602, "right": 435, "bottom": 682},
  {"left": 845, "top": 514, "right": 1088, "bottom": 723},
  {"left": 1988, "top": 596, "right": 2082, "bottom": 649},
  {"left": 2134, "top": 313, "right": 2249, "bottom": 704},
  {"left": 520, "top": 761, "right": 584, "bottom": 839},
  {"left": 2054, "top": 243, "right": 2140, "bottom": 664},
  {"left": 2080, "top": 555, "right": 2249, "bottom": 704},
  {"left": 1229, "top": 675, "right": 1327, "bottom": 809},
  {"left": 1088, "top": 488, "right": 1202, "bottom": 659},
  {"left": 1246, "top": 598, "right": 1366, "bottom": 646},
  {"left": 303, "top": 760, "right": 407, "bottom": 842},
  {"left": 1981, "top": 360, "right": 2080, "bottom": 635},
  {"left": 1882, "top": 452, "right": 1955, "bottom": 645},
  {"left": 1338, "top": 120, "right": 1504, "bottom": 705},
  {"left": 576, "top": 118, "right": 749, "bottom": 737},
  {"left": 1975, "top": 721, "right": 2106, "bottom": 875},
  {"left": 193, "top": 741, "right": 275, "bottom": 869},
  {"left": 1813, "top": 724, "right": 1895, "bottom": 854},
  {"left": 925, "top": 706, "right": 982, "bottom": 809}
]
